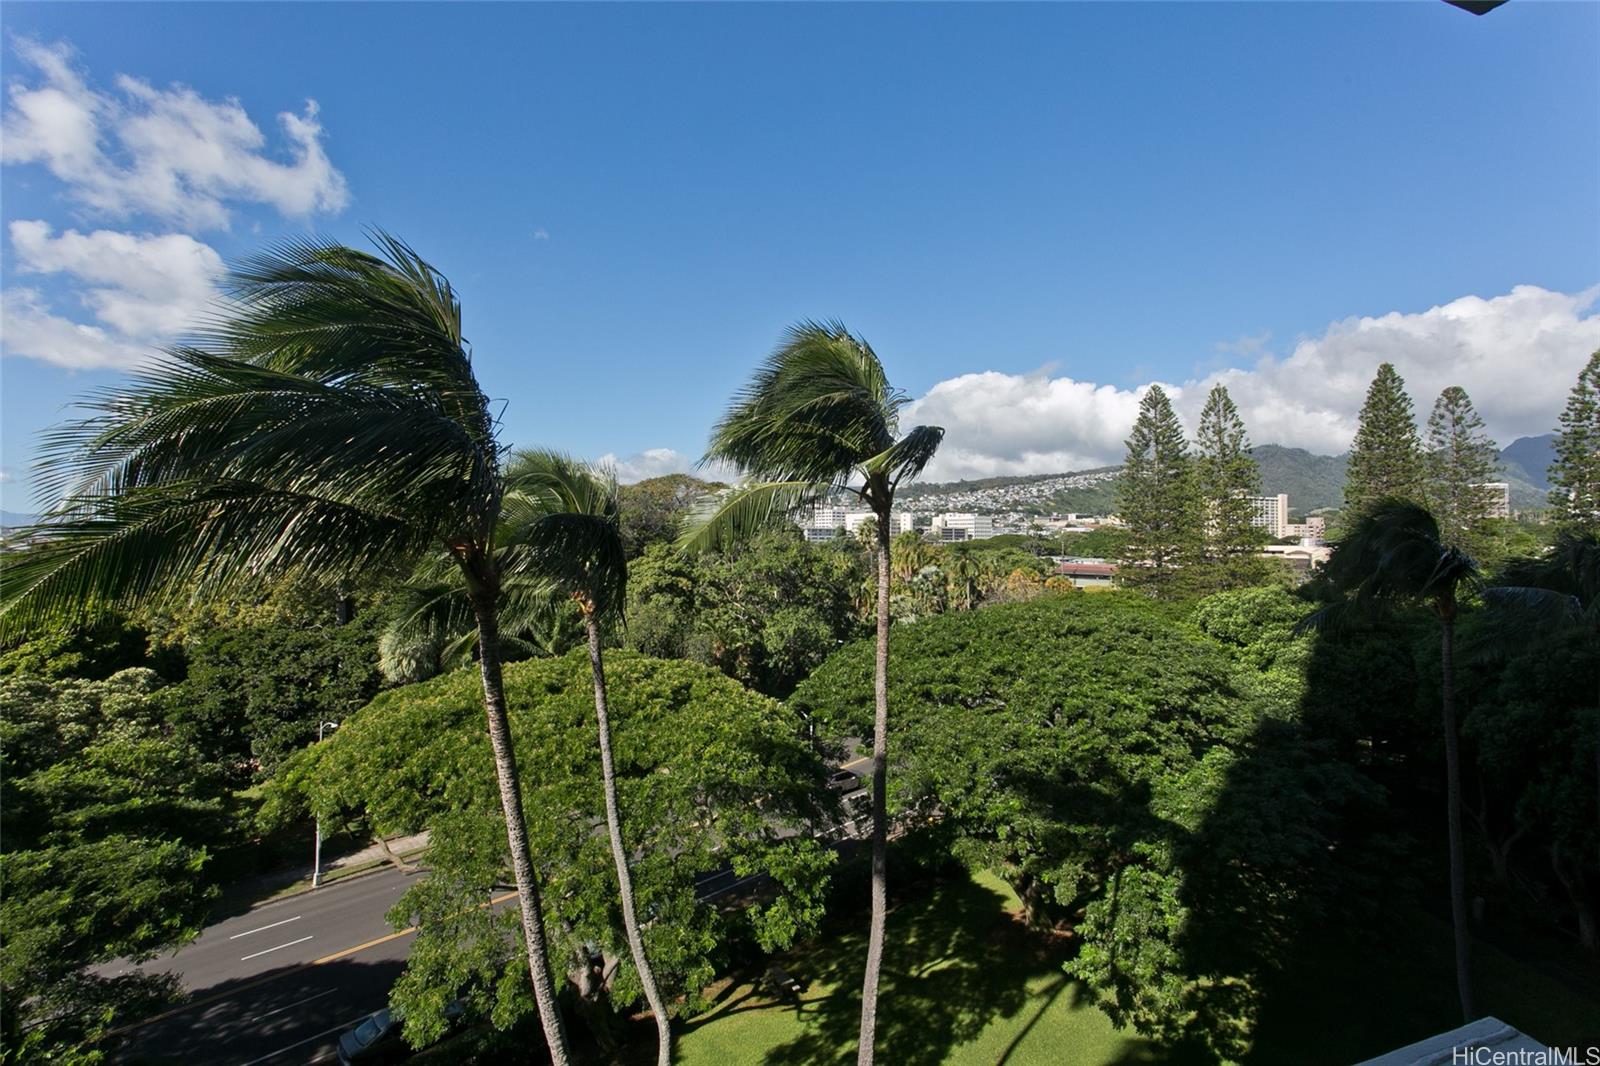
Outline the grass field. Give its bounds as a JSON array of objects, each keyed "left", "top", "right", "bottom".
[
  {"left": 675, "top": 870, "right": 1176, "bottom": 1066},
  {"left": 672, "top": 869, "right": 1600, "bottom": 1066}
]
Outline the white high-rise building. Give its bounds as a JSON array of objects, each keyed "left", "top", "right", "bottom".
[{"left": 1244, "top": 494, "right": 1291, "bottom": 539}]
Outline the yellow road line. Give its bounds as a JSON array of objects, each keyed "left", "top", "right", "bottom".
[
  {"left": 308, "top": 925, "right": 418, "bottom": 965},
  {"left": 104, "top": 890, "right": 519, "bottom": 1038}
]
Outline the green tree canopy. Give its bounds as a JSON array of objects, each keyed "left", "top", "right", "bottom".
[
  {"left": 617, "top": 474, "right": 722, "bottom": 559},
  {"left": 267, "top": 651, "right": 834, "bottom": 1047},
  {"left": 626, "top": 530, "right": 866, "bottom": 698},
  {"left": 1, "top": 669, "right": 231, "bottom": 1061},
  {"left": 789, "top": 594, "right": 1381, "bottom": 1057},
  {"left": 175, "top": 612, "right": 387, "bottom": 782}
]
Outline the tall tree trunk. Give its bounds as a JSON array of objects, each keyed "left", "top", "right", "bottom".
[
  {"left": 857, "top": 511, "right": 892, "bottom": 1066},
  {"left": 585, "top": 613, "right": 673, "bottom": 1065},
  {"left": 1551, "top": 842, "right": 1599, "bottom": 951},
  {"left": 472, "top": 594, "right": 572, "bottom": 1066},
  {"left": 1440, "top": 612, "right": 1475, "bottom": 1022}
]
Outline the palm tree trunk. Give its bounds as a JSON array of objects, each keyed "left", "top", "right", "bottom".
[
  {"left": 585, "top": 613, "right": 673, "bottom": 1065},
  {"left": 472, "top": 595, "right": 572, "bottom": 1066},
  {"left": 1440, "top": 612, "right": 1475, "bottom": 1022},
  {"left": 857, "top": 512, "right": 892, "bottom": 1066}
]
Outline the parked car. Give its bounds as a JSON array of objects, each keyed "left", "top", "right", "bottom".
[
  {"left": 827, "top": 768, "right": 861, "bottom": 792},
  {"left": 337, "top": 1000, "right": 466, "bottom": 1064},
  {"left": 337, "top": 1008, "right": 403, "bottom": 1065}
]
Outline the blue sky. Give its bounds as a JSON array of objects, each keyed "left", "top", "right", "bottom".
[{"left": 2, "top": 1, "right": 1597, "bottom": 508}]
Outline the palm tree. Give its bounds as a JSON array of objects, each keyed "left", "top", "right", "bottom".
[
  {"left": 678, "top": 321, "right": 942, "bottom": 1065},
  {"left": 946, "top": 550, "right": 981, "bottom": 611},
  {"left": 505, "top": 449, "right": 674, "bottom": 1065},
  {"left": 0, "top": 235, "right": 573, "bottom": 1065},
  {"left": 1302, "top": 500, "right": 1482, "bottom": 1023},
  {"left": 891, "top": 529, "right": 934, "bottom": 582}
]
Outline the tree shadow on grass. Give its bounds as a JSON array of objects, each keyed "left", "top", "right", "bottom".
[
  {"left": 676, "top": 868, "right": 1182, "bottom": 1066},
  {"left": 753, "top": 871, "right": 1031, "bottom": 1065}
]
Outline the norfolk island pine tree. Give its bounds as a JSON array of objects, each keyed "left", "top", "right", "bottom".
[
  {"left": 0, "top": 235, "right": 575, "bottom": 1066},
  {"left": 678, "top": 321, "right": 942, "bottom": 1066}
]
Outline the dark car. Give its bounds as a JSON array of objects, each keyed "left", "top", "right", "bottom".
[{"left": 827, "top": 768, "right": 861, "bottom": 792}]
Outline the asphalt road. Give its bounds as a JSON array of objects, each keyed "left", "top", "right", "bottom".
[{"left": 106, "top": 867, "right": 433, "bottom": 1066}]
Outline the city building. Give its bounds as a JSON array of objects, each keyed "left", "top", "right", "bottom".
[
  {"left": 1245, "top": 493, "right": 1291, "bottom": 539},
  {"left": 929, "top": 512, "right": 995, "bottom": 542},
  {"left": 1282, "top": 515, "right": 1326, "bottom": 543},
  {"left": 1478, "top": 482, "right": 1511, "bottom": 518},
  {"left": 796, "top": 506, "right": 914, "bottom": 542},
  {"left": 1260, "top": 541, "right": 1332, "bottom": 579}
]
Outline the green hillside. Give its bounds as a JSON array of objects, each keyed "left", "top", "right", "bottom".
[{"left": 1249, "top": 445, "right": 1348, "bottom": 512}]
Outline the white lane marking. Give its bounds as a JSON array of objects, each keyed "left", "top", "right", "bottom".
[
  {"left": 702, "top": 872, "right": 764, "bottom": 900},
  {"left": 234, "top": 1011, "right": 374, "bottom": 1066},
  {"left": 249, "top": 988, "right": 335, "bottom": 1024},
  {"left": 228, "top": 915, "right": 302, "bottom": 940},
  {"left": 239, "top": 935, "right": 314, "bottom": 962}
]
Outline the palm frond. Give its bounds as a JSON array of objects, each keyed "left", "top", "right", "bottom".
[
  {"left": 865, "top": 424, "right": 946, "bottom": 489},
  {"left": 4, "top": 234, "right": 501, "bottom": 637},
  {"left": 0, "top": 481, "right": 426, "bottom": 637},
  {"left": 705, "top": 322, "right": 902, "bottom": 485},
  {"left": 501, "top": 449, "right": 628, "bottom": 617},
  {"left": 676, "top": 480, "right": 827, "bottom": 554},
  {"left": 35, "top": 349, "right": 492, "bottom": 528},
  {"left": 1320, "top": 499, "right": 1482, "bottom": 606},
  {"left": 1497, "top": 531, "right": 1600, "bottom": 610}
]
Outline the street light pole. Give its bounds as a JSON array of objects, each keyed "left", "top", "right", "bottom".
[{"left": 311, "top": 720, "right": 339, "bottom": 888}]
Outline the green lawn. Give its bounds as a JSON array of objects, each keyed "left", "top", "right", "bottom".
[
  {"left": 671, "top": 869, "right": 1600, "bottom": 1066},
  {"left": 675, "top": 870, "right": 1178, "bottom": 1066}
]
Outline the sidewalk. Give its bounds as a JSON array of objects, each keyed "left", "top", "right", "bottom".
[{"left": 212, "top": 830, "right": 432, "bottom": 918}]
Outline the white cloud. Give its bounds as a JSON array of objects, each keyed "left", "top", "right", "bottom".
[
  {"left": 0, "top": 38, "right": 349, "bottom": 369},
  {"left": 533, "top": 228, "right": 550, "bottom": 241},
  {"left": 596, "top": 447, "right": 740, "bottom": 485},
  {"left": 2, "top": 38, "right": 347, "bottom": 230},
  {"left": 598, "top": 448, "right": 697, "bottom": 484},
  {"left": 2, "top": 221, "right": 223, "bottom": 369},
  {"left": 905, "top": 285, "right": 1600, "bottom": 482},
  {"left": 0, "top": 287, "right": 148, "bottom": 370}
]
